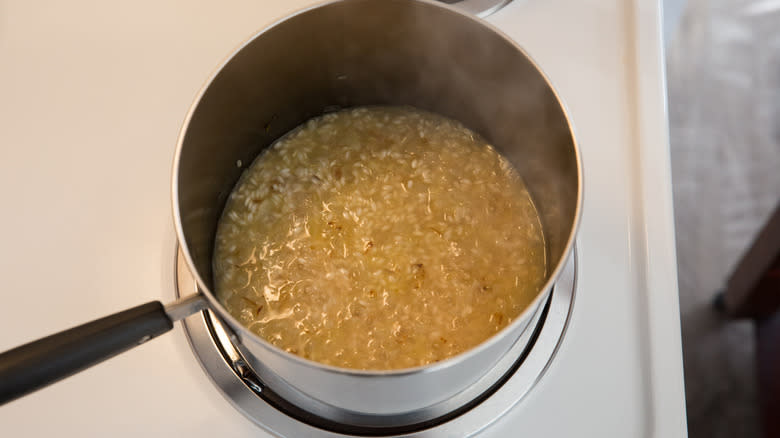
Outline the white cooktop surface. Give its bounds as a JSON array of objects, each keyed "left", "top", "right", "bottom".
[{"left": 0, "top": 1, "right": 687, "bottom": 436}]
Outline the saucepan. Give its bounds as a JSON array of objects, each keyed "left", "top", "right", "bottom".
[{"left": 0, "top": 0, "right": 581, "bottom": 429}]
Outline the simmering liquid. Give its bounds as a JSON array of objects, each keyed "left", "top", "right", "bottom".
[{"left": 213, "top": 106, "right": 546, "bottom": 370}]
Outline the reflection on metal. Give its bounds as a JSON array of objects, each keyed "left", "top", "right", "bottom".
[
  {"left": 441, "top": 0, "right": 514, "bottom": 18},
  {"left": 175, "top": 247, "right": 576, "bottom": 437}
]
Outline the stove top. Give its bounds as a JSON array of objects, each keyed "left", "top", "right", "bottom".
[{"left": 0, "top": 1, "right": 686, "bottom": 436}]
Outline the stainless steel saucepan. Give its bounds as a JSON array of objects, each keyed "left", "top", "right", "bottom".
[{"left": 0, "top": 0, "right": 581, "bottom": 427}]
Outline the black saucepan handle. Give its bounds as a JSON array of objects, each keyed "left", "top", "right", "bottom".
[{"left": 0, "top": 301, "right": 173, "bottom": 405}]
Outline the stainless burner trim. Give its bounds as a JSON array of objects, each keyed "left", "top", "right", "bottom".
[{"left": 176, "top": 249, "right": 576, "bottom": 437}]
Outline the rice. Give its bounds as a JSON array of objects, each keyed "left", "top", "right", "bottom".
[{"left": 213, "top": 106, "right": 546, "bottom": 370}]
